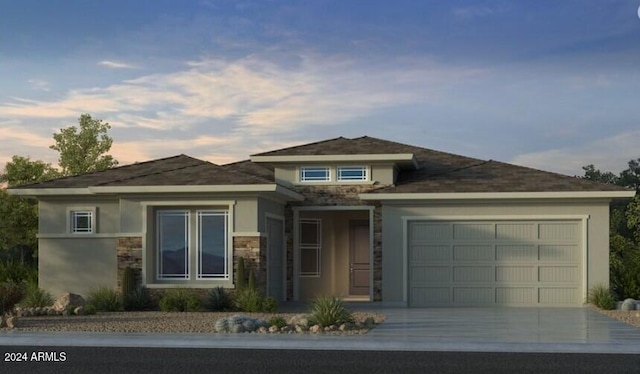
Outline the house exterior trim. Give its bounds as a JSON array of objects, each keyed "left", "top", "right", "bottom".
[{"left": 360, "top": 191, "right": 635, "bottom": 201}]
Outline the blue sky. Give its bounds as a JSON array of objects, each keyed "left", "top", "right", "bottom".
[{"left": 1, "top": 0, "right": 639, "bottom": 176}]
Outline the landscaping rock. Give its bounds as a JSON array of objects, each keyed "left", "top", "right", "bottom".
[
  {"left": 295, "top": 325, "right": 308, "bottom": 333},
  {"left": 364, "top": 317, "right": 375, "bottom": 327},
  {"left": 0, "top": 314, "right": 6, "bottom": 328},
  {"left": 621, "top": 299, "right": 636, "bottom": 311},
  {"left": 288, "top": 314, "right": 310, "bottom": 327},
  {"left": 5, "top": 316, "right": 18, "bottom": 329},
  {"left": 309, "top": 325, "right": 321, "bottom": 333},
  {"left": 53, "top": 293, "right": 85, "bottom": 312},
  {"left": 214, "top": 314, "right": 267, "bottom": 333},
  {"left": 74, "top": 306, "right": 84, "bottom": 315},
  {"left": 257, "top": 326, "right": 268, "bottom": 334}
]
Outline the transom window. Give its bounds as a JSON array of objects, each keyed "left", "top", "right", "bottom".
[
  {"left": 300, "top": 167, "right": 330, "bottom": 182},
  {"left": 156, "top": 209, "right": 229, "bottom": 280},
  {"left": 299, "top": 218, "right": 321, "bottom": 277},
  {"left": 70, "top": 210, "right": 93, "bottom": 233},
  {"left": 337, "top": 166, "right": 368, "bottom": 181}
]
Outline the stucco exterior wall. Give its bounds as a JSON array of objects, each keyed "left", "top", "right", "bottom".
[
  {"left": 39, "top": 198, "right": 120, "bottom": 234},
  {"left": 39, "top": 237, "right": 117, "bottom": 298},
  {"left": 381, "top": 200, "right": 611, "bottom": 305}
]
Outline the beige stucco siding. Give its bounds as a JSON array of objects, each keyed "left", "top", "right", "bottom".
[
  {"left": 39, "top": 198, "right": 120, "bottom": 234},
  {"left": 381, "top": 201, "right": 610, "bottom": 305},
  {"left": 39, "top": 238, "right": 117, "bottom": 298},
  {"left": 257, "top": 198, "right": 285, "bottom": 232}
]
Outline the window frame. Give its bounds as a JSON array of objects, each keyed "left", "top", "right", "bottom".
[
  {"left": 155, "top": 208, "right": 230, "bottom": 282},
  {"left": 299, "top": 218, "right": 321, "bottom": 277},
  {"left": 69, "top": 208, "right": 95, "bottom": 234},
  {"left": 299, "top": 166, "right": 331, "bottom": 182},
  {"left": 337, "top": 166, "right": 369, "bottom": 181}
]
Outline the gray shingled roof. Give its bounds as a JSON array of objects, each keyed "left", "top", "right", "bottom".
[
  {"left": 12, "top": 136, "right": 630, "bottom": 194},
  {"left": 13, "top": 155, "right": 271, "bottom": 189}
]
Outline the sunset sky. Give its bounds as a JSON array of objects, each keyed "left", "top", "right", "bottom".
[{"left": 2, "top": 0, "right": 639, "bottom": 176}]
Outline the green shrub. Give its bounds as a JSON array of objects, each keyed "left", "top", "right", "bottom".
[
  {"left": 263, "top": 296, "right": 278, "bottom": 313},
  {"left": 0, "top": 261, "right": 37, "bottom": 284},
  {"left": 87, "top": 286, "right": 123, "bottom": 312},
  {"left": 82, "top": 304, "right": 97, "bottom": 315},
  {"left": 268, "top": 315, "right": 287, "bottom": 329},
  {"left": 308, "top": 295, "right": 354, "bottom": 327},
  {"left": 248, "top": 270, "right": 256, "bottom": 290},
  {"left": 234, "top": 287, "right": 263, "bottom": 312},
  {"left": 121, "top": 267, "right": 137, "bottom": 297},
  {"left": 123, "top": 287, "right": 155, "bottom": 311},
  {"left": 589, "top": 284, "right": 616, "bottom": 310},
  {"left": 158, "top": 289, "right": 202, "bottom": 312},
  {"left": 19, "top": 283, "right": 53, "bottom": 308},
  {"left": 206, "top": 287, "right": 234, "bottom": 311},
  {"left": 0, "top": 281, "right": 25, "bottom": 313}
]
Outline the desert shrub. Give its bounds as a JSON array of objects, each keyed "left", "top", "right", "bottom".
[
  {"left": 123, "top": 287, "right": 155, "bottom": 311},
  {"left": 589, "top": 284, "right": 616, "bottom": 310},
  {"left": 268, "top": 315, "right": 287, "bottom": 329},
  {"left": 87, "top": 286, "right": 123, "bottom": 312},
  {"left": 158, "top": 289, "right": 202, "bottom": 312},
  {"left": 248, "top": 270, "right": 256, "bottom": 291},
  {"left": 82, "top": 304, "right": 97, "bottom": 315},
  {"left": 308, "top": 295, "right": 354, "bottom": 327},
  {"left": 236, "top": 257, "right": 246, "bottom": 290},
  {"left": 19, "top": 283, "right": 53, "bottom": 308},
  {"left": 234, "top": 287, "right": 263, "bottom": 312},
  {"left": 206, "top": 287, "right": 234, "bottom": 311},
  {"left": 0, "top": 281, "right": 25, "bottom": 313},
  {"left": 263, "top": 296, "right": 278, "bottom": 313}
]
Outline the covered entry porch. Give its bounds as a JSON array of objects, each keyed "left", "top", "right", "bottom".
[{"left": 292, "top": 206, "right": 374, "bottom": 301}]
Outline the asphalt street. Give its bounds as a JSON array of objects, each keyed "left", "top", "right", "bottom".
[{"left": 1, "top": 346, "right": 639, "bottom": 374}]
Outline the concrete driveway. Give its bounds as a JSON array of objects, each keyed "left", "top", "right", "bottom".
[{"left": 1, "top": 306, "right": 639, "bottom": 353}]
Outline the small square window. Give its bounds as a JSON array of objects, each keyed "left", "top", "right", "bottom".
[
  {"left": 300, "top": 167, "right": 330, "bottom": 182},
  {"left": 337, "top": 166, "right": 368, "bottom": 181},
  {"left": 71, "top": 210, "right": 93, "bottom": 233}
]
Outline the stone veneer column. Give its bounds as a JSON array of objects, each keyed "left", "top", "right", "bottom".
[
  {"left": 116, "top": 237, "right": 143, "bottom": 290},
  {"left": 233, "top": 236, "right": 267, "bottom": 292}
]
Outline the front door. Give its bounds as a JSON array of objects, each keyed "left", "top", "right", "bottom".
[{"left": 349, "top": 220, "right": 370, "bottom": 296}]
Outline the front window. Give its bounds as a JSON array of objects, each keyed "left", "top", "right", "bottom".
[
  {"left": 70, "top": 210, "right": 93, "bottom": 233},
  {"left": 337, "top": 166, "right": 368, "bottom": 181},
  {"left": 299, "top": 218, "right": 321, "bottom": 277},
  {"left": 156, "top": 209, "right": 229, "bottom": 280},
  {"left": 300, "top": 167, "right": 330, "bottom": 182}
]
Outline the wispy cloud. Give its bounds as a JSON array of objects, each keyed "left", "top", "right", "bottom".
[
  {"left": 27, "top": 79, "right": 51, "bottom": 92},
  {"left": 98, "top": 60, "right": 136, "bottom": 69},
  {"left": 510, "top": 129, "right": 640, "bottom": 176}
]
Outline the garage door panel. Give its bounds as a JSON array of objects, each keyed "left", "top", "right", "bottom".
[
  {"left": 540, "top": 245, "right": 578, "bottom": 261},
  {"left": 411, "top": 245, "right": 451, "bottom": 261},
  {"left": 453, "top": 223, "right": 494, "bottom": 240},
  {"left": 496, "top": 266, "right": 536, "bottom": 282},
  {"left": 539, "top": 288, "right": 579, "bottom": 304},
  {"left": 496, "top": 245, "right": 537, "bottom": 261},
  {"left": 411, "top": 223, "right": 451, "bottom": 241},
  {"left": 454, "top": 287, "right": 493, "bottom": 304},
  {"left": 496, "top": 223, "right": 536, "bottom": 240},
  {"left": 453, "top": 266, "right": 493, "bottom": 282},
  {"left": 411, "top": 287, "right": 450, "bottom": 305},
  {"left": 411, "top": 266, "right": 450, "bottom": 283},
  {"left": 409, "top": 220, "right": 582, "bottom": 307},
  {"left": 539, "top": 223, "right": 579, "bottom": 240},
  {"left": 496, "top": 287, "right": 536, "bottom": 304},
  {"left": 539, "top": 266, "right": 578, "bottom": 283},
  {"left": 453, "top": 245, "right": 493, "bottom": 261}
]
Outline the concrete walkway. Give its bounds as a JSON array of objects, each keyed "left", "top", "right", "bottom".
[{"left": 1, "top": 306, "right": 640, "bottom": 354}]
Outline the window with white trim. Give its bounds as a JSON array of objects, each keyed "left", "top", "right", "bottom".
[
  {"left": 70, "top": 210, "right": 94, "bottom": 233},
  {"left": 299, "top": 218, "right": 321, "bottom": 277},
  {"left": 337, "top": 166, "right": 368, "bottom": 181},
  {"left": 300, "top": 167, "right": 330, "bottom": 182},
  {"left": 156, "top": 209, "right": 229, "bottom": 280}
]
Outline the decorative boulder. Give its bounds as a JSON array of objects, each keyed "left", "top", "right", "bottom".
[
  {"left": 52, "top": 293, "right": 86, "bottom": 312},
  {"left": 288, "top": 314, "right": 310, "bottom": 328},
  {"left": 621, "top": 298, "right": 636, "bottom": 311},
  {"left": 215, "top": 314, "right": 267, "bottom": 333}
]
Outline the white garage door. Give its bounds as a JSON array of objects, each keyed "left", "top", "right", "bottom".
[{"left": 408, "top": 220, "right": 582, "bottom": 307}]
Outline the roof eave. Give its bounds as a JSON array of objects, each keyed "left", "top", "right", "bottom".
[
  {"left": 359, "top": 191, "right": 636, "bottom": 201},
  {"left": 250, "top": 153, "right": 418, "bottom": 169}
]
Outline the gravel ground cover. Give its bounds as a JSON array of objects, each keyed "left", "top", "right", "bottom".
[
  {"left": 591, "top": 305, "right": 640, "bottom": 328},
  {"left": 3, "top": 311, "right": 386, "bottom": 334}
]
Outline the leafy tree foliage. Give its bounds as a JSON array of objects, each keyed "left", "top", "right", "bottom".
[
  {"left": 1, "top": 114, "right": 118, "bottom": 259},
  {"left": 50, "top": 113, "right": 118, "bottom": 176},
  {"left": 583, "top": 160, "right": 640, "bottom": 299}
]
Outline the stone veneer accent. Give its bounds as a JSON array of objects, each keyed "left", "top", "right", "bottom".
[
  {"left": 116, "top": 237, "right": 143, "bottom": 290},
  {"left": 233, "top": 235, "right": 268, "bottom": 293},
  {"left": 285, "top": 184, "right": 385, "bottom": 301}
]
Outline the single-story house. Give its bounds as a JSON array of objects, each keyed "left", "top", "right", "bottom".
[{"left": 8, "top": 136, "right": 635, "bottom": 307}]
